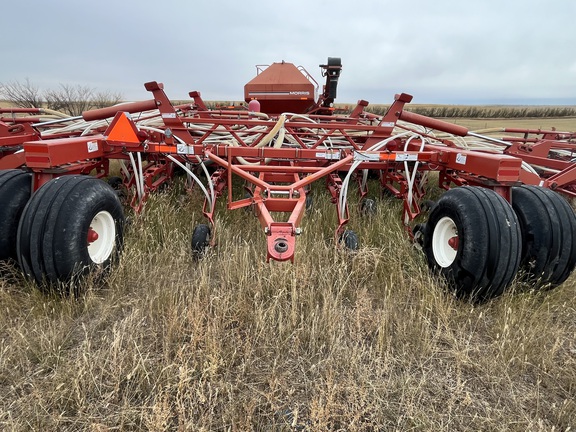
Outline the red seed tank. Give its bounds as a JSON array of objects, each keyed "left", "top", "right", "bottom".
[{"left": 244, "top": 61, "right": 316, "bottom": 115}]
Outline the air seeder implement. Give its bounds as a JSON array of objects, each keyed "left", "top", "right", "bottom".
[{"left": 1, "top": 58, "right": 575, "bottom": 301}]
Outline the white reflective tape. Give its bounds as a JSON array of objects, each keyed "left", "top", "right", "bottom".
[
  {"left": 315, "top": 151, "right": 341, "bottom": 160},
  {"left": 87, "top": 141, "right": 98, "bottom": 153},
  {"left": 396, "top": 153, "right": 418, "bottom": 161},
  {"left": 456, "top": 153, "right": 467, "bottom": 165},
  {"left": 162, "top": 113, "right": 177, "bottom": 119},
  {"left": 176, "top": 144, "right": 194, "bottom": 155},
  {"left": 354, "top": 152, "right": 380, "bottom": 162}
]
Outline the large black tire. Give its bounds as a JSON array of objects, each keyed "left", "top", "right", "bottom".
[
  {"left": 339, "top": 229, "right": 359, "bottom": 251},
  {"left": 423, "top": 186, "right": 521, "bottom": 301},
  {"left": 511, "top": 185, "right": 576, "bottom": 288},
  {"left": 0, "top": 169, "right": 32, "bottom": 262},
  {"left": 305, "top": 192, "right": 313, "bottom": 211},
  {"left": 17, "top": 175, "right": 125, "bottom": 287},
  {"left": 191, "top": 224, "right": 211, "bottom": 259}
]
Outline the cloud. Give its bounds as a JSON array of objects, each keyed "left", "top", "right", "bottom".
[{"left": 1, "top": 0, "right": 575, "bottom": 104}]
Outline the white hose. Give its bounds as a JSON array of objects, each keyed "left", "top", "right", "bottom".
[
  {"left": 119, "top": 160, "right": 130, "bottom": 179},
  {"left": 254, "top": 115, "right": 286, "bottom": 148},
  {"left": 429, "top": 127, "right": 548, "bottom": 177},
  {"left": 165, "top": 154, "right": 214, "bottom": 211},
  {"left": 81, "top": 119, "right": 108, "bottom": 136},
  {"left": 229, "top": 125, "right": 286, "bottom": 166},
  {"left": 128, "top": 152, "right": 143, "bottom": 200},
  {"left": 403, "top": 134, "right": 426, "bottom": 224},
  {"left": 283, "top": 112, "right": 334, "bottom": 148},
  {"left": 521, "top": 161, "right": 539, "bottom": 175},
  {"left": 137, "top": 125, "right": 216, "bottom": 208},
  {"left": 137, "top": 152, "right": 145, "bottom": 200},
  {"left": 338, "top": 131, "right": 413, "bottom": 220}
]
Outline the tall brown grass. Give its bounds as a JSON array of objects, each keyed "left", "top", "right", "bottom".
[{"left": 1, "top": 175, "right": 575, "bottom": 431}]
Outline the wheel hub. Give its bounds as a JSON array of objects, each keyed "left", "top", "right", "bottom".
[
  {"left": 87, "top": 211, "right": 116, "bottom": 264},
  {"left": 87, "top": 228, "right": 99, "bottom": 243},
  {"left": 432, "top": 216, "right": 459, "bottom": 268}
]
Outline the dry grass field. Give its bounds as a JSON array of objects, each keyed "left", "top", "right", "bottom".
[
  {"left": 450, "top": 116, "right": 576, "bottom": 132},
  {"left": 0, "top": 113, "right": 575, "bottom": 431}
]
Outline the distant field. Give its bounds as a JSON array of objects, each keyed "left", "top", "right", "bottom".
[
  {"left": 452, "top": 116, "right": 576, "bottom": 131},
  {"left": 359, "top": 103, "right": 576, "bottom": 119}
]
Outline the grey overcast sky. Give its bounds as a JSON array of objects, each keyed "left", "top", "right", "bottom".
[{"left": 2, "top": 0, "right": 575, "bottom": 105}]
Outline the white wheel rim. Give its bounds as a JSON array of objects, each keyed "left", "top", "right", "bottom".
[
  {"left": 87, "top": 211, "right": 116, "bottom": 264},
  {"left": 432, "top": 216, "right": 458, "bottom": 268}
]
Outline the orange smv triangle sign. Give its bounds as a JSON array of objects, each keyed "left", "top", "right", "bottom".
[{"left": 105, "top": 112, "right": 141, "bottom": 145}]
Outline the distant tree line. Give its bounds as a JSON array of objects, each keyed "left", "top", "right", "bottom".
[{"left": 0, "top": 78, "right": 123, "bottom": 116}]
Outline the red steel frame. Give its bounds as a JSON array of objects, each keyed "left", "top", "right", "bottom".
[{"left": 3, "top": 81, "right": 576, "bottom": 262}]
